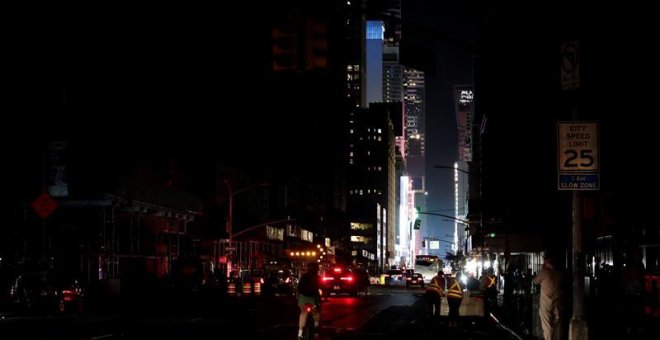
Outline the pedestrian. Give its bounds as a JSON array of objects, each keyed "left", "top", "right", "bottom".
[
  {"left": 480, "top": 267, "right": 498, "bottom": 317},
  {"left": 446, "top": 270, "right": 464, "bottom": 328},
  {"left": 533, "top": 256, "right": 564, "bottom": 340},
  {"left": 424, "top": 270, "right": 445, "bottom": 317}
]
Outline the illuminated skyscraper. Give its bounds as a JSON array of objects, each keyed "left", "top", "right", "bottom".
[{"left": 363, "top": 20, "right": 384, "bottom": 107}]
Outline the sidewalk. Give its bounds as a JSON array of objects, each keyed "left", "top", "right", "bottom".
[
  {"left": 586, "top": 296, "right": 658, "bottom": 340},
  {"left": 493, "top": 294, "right": 536, "bottom": 338},
  {"left": 494, "top": 294, "right": 660, "bottom": 340}
]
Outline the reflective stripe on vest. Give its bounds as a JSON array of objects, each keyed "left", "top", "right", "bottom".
[
  {"left": 447, "top": 279, "right": 462, "bottom": 298},
  {"left": 427, "top": 282, "right": 444, "bottom": 295},
  {"left": 487, "top": 275, "right": 497, "bottom": 289}
]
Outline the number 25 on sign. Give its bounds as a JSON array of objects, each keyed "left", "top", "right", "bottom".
[{"left": 558, "top": 122, "right": 599, "bottom": 172}]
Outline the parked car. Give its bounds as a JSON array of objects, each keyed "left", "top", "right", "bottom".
[{"left": 7, "top": 271, "right": 84, "bottom": 314}]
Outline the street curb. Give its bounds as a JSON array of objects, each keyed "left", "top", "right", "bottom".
[{"left": 489, "top": 313, "right": 525, "bottom": 340}]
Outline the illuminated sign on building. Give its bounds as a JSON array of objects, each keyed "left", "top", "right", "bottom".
[
  {"left": 459, "top": 90, "right": 473, "bottom": 104},
  {"left": 455, "top": 85, "right": 474, "bottom": 161}
]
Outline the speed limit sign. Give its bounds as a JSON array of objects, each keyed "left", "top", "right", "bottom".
[{"left": 558, "top": 122, "right": 599, "bottom": 172}]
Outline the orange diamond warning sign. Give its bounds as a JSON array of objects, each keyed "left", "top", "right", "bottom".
[{"left": 32, "top": 192, "right": 58, "bottom": 219}]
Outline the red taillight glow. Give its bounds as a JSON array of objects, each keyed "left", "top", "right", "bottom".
[
  {"left": 333, "top": 267, "right": 342, "bottom": 273},
  {"left": 340, "top": 276, "right": 353, "bottom": 282},
  {"left": 322, "top": 276, "right": 334, "bottom": 281},
  {"left": 62, "top": 289, "right": 76, "bottom": 301}
]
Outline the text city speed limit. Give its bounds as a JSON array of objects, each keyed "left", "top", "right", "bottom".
[{"left": 558, "top": 122, "right": 599, "bottom": 172}]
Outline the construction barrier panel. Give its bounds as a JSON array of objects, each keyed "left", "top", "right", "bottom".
[
  {"left": 227, "top": 282, "right": 236, "bottom": 295},
  {"left": 242, "top": 282, "right": 252, "bottom": 295}
]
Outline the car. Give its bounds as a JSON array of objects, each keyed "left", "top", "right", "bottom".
[
  {"left": 262, "top": 269, "right": 297, "bottom": 296},
  {"left": 406, "top": 272, "right": 425, "bottom": 288},
  {"left": 7, "top": 271, "right": 84, "bottom": 315},
  {"left": 382, "top": 269, "right": 406, "bottom": 287},
  {"left": 320, "top": 265, "right": 368, "bottom": 297}
]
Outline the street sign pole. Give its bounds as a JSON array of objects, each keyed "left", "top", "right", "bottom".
[
  {"left": 559, "top": 41, "right": 589, "bottom": 339},
  {"left": 557, "top": 119, "right": 592, "bottom": 340}
]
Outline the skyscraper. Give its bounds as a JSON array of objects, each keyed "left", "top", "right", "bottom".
[
  {"left": 347, "top": 104, "right": 397, "bottom": 272},
  {"left": 363, "top": 20, "right": 384, "bottom": 108},
  {"left": 403, "top": 67, "right": 426, "bottom": 256},
  {"left": 403, "top": 68, "right": 425, "bottom": 159},
  {"left": 383, "top": 47, "right": 403, "bottom": 103}
]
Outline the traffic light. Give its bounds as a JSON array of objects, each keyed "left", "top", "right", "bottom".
[
  {"left": 304, "top": 18, "right": 327, "bottom": 70},
  {"left": 272, "top": 24, "right": 298, "bottom": 72},
  {"left": 414, "top": 219, "right": 421, "bottom": 230}
]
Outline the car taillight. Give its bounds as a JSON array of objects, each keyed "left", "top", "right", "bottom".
[
  {"left": 340, "top": 276, "right": 353, "bottom": 282},
  {"left": 322, "top": 276, "right": 334, "bottom": 282},
  {"left": 62, "top": 289, "right": 76, "bottom": 301}
]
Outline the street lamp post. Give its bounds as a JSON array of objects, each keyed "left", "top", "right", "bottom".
[
  {"left": 224, "top": 180, "right": 269, "bottom": 277},
  {"left": 418, "top": 211, "right": 470, "bottom": 255}
]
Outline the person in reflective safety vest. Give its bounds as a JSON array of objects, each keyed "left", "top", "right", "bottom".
[
  {"left": 424, "top": 271, "right": 445, "bottom": 317},
  {"left": 447, "top": 271, "right": 463, "bottom": 327},
  {"left": 480, "top": 267, "right": 498, "bottom": 316}
]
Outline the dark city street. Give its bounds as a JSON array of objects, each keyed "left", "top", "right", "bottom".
[{"left": 2, "top": 1, "right": 659, "bottom": 339}]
